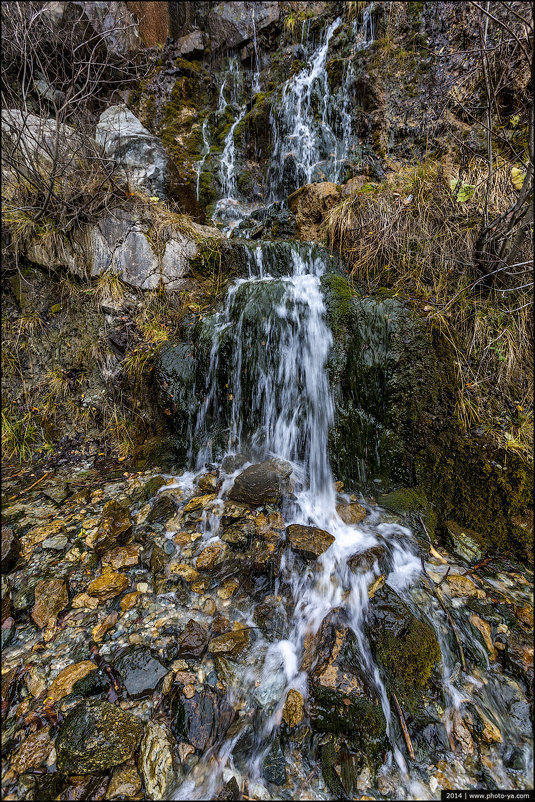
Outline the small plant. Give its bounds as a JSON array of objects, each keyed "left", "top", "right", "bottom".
[{"left": 1, "top": 405, "right": 43, "bottom": 463}]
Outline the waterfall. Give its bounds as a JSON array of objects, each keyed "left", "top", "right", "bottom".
[{"left": 194, "top": 118, "right": 210, "bottom": 201}]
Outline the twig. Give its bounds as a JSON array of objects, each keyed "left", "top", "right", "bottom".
[
  {"left": 392, "top": 693, "right": 415, "bottom": 760},
  {"left": 8, "top": 471, "right": 52, "bottom": 500},
  {"left": 417, "top": 514, "right": 432, "bottom": 546},
  {"left": 436, "top": 566, "right": 451, "bottom": 588},
  {"left": 420, "top": 556, "right": 467, "bottom": 672},
  {"left": 461, "top": 556, "right": 493, "bottom": 575}
]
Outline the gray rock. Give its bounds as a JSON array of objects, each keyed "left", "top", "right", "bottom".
[
  {"left": 227, "top": 458, "right": 292, "bottom": 506},
  {"left": 176, "top": 29, "right": 206, "bottom": 58},
  {"left": 208, "top": 2, "right": 279, "bottom": 51},
  {"left": 114, "top": 645, "right": 168, "bottom": 699},
  {"left": 139, "top": 721, "right": 181, "bottom": 800},
  {"left": 42, "top": 534, "right": 69, "bottom": 550},
  {"left": 40, "top": 1, "right": 141, "bottom": 55},
  {"left": 262, "top": 738, "right": 286, "bottom": 785},
  {"left": 96, "top": 104, "right": 169, "bottom": 199},
  {"left": 1, "top": 527, "right": 20, "bottom": 573},
  {"left": 55, "top": 699, "right": 143, "bottom": 773}
]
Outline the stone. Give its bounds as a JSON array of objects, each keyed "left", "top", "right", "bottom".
[
  {"left": 1, "top": 575, "right": 11, "bottom": 623},
  {"left": 227, "top": 459, "right": 292, "bottom": 506},
  {"left": 107, "top": 762, "right": 142, "bottom": 799},
  {"left": 167, "top": 686, "right": 232, "bottom": 752},
  {"left": 147, "top": 494, "right": 177, "bottom": 524},
  {"left": 469, "top": 614, "right": 497, "bottom": 660},
  {"left": 47, "top": 661, "right": 97, "bottom": 702},
  {"left": 130, "top": 475, "right": 166, "bottom": 504},
  {"left": 221, "top": 454, "right": 247, "bottom": 473},
  {"left": 26, "top": 665, "right": 47, "bottom": 698},
  {"left": 176, "top": 29, "right": 206, "bottom": 58},
  {"left": 196, "top": 543, "right": 228, "bottom": 571},
  {"left": 347, "top": 545, "right": 386, "bottom": 574},
  {"left": 56, "top": 774, "right": 109, "bottom": 800},
  {"left": 513, "top": 604, "right": 533, "bottom": 628},
  {"left": 183, "top": 684, "right": 196, "bottom": 699},
  {"left": 197, "top": 472, "right": 219, "bottom": 492},
  {"left": 42, "top": 534, "right": 69, "bottom": 550},
  {"left": 308, "top": 609, "right": 387, "bottom": 752},
  {"left": 87, "top": 572, "right": 129, "bottom": 600},
  {"left": 365, "top": 585, "right": 441, "bottom": 698},
  {"left": 336, "top": 501, "right": 367, "bottom": 525},
  {"left": 31, "top": 579, "right": 68, "bottom": 628},
  {"left": 217, "top": 578, "right": 240, "bottom": 599},
  {"left": 114, "top": 646, "right": 168, "bottom": 698},
  {"left": 253, "top": 599, "right": 286, "bottom": 640},
  {"left": 282, "top": 689, "right": 304, "bottom": 728},
  {"left": 170, "top": 562, "right": 200, "bottom": 582},
  {"left": 87, "top": 499, "right": 132, "bottom": 555},
  {"left": 288, "top": 182, "right": 342, "bottom": 241},
  {"left": 150, "top": 544, "right": 168, "bottom": 574},
  {"left": 262, "top": 738, "right": 287, "bottom": 785},
  {"left": 368, "top": 574, "right": 386, "bottom": 597},
  {"left": 101, "top": 543, "right": 140, "bottom": 570},
  {"left": 208, "top": 2, "right": 279, "bottom": 51},
  {"left": 178, "top": 619, "right": 209, "bottom": 659},
  {"left": 121, "top": 591, "right": 141, "bottom": 611},
  {"left": 92, "top": 611, "right": 119, "bottom": 642},
  {"left": 1, "top": 526, "right": 20, "bottom": 572},
  {"left": 55, "top": 699, "right": 143, "bottom": 774},
  {"left": 183, "top": 494, "right": 217, "bottom": 513},
  {"left": 444, "top": 520, "right": 484, "bottom": 563},
  {"left": 442, "top": 574, "right": 486, "bottom": 599},
  {"left": 209, "top": 628, "right": 250, "bottom": 658},
  {"left": 72, "top": 592, "right": 100, "bottom": 610},
  {"left": 20, "top": 519, "right": 64, "bottom": 558},
  {"left": 96, "top": 104, "right": 169, "bottom": 199},
  {"left": 139, "top": 721, "right": 179, "bottom": 800},
  {"left": 286, "top": 524, "right": 335, "bottom": 560},
  {"left": 218, "top": 776, "right": 240, "bottom": 800},
  {"left": 11, "top": 726, "right": 53, "bottom": 774}
]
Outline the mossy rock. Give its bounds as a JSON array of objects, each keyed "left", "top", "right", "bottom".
[{"left": 365, "top": 584, "right": 441, "bottom": 709}]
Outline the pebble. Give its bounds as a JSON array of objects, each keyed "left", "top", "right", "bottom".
[{"left": 87, "top": 572, "right": 129, "bottom": 600}]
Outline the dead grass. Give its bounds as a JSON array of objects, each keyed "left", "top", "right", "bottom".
[{"left": 325, "top": 158, "right": 533, "bottom": 459}]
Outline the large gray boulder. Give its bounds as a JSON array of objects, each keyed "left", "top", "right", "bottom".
[
  {"left": 1, "top": 109, "right": 85, "bottom": 174},
  {"left": 41, "top": 2, "right": 141, "bottom": 55},
  {"left": 208, "top": 2, "right": 279, "bottom": 51},
  {"left": 96, "top": 105, "right": 169, "bottom": 200}
]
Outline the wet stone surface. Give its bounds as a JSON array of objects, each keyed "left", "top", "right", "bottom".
[{"left": 1, "top": 460, "right": 532, "bottom": 800}]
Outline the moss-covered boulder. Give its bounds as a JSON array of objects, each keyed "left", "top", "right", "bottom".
[{"left": 365, "top": 584, "right": 441, "bottom": 708}]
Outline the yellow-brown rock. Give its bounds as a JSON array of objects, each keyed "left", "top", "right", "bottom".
[
  {"left": 336, "top": 502, "right": 366, "bottom": 525},
  {"left": 169, "top": 563, "right": 199, "bottom": 582},
  {"left": 183, "top": 494, "right": 217, "bottom": 513},
  {"left": 121, "top": 591, "right": 141, "bottom": 611},
  {"left": 288, "top": 181, "right": 342, "bottom": 242},
  {"left": 209, "top": 628, "right": 250, "bottom": 657},
  {"left": 92, "top": 611, "right": 119, "bottom": 642},
  {"left": 444, "top": 575, "right": 486, "bottom": 599},
  {"left": 87, "top": 572, "right": 129, "bottom": 600},
  {"left": 217, "top": 578, "right": 240, "bottom": 599},
  {"left": 46, "top": 661, "right": 97, "bottom": 702},
  {"left": 196, "top": 543, "right": 228, "bottom": 571},
  {"left": 102, "top": 544, "right": 141, "bottom": 570},
  {"left": 31, "top": 579, "right": 68, "bottom": 628},
  {"left": 282, "top": 689, "right": 304, "bottom": 728}
]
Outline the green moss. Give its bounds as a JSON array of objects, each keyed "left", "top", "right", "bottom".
[
  {"left": 376, "top": 617, "right": 441, "bottom": 694},
  {"left": 310, "top": 684, "right": 387, "bottom": 753}
]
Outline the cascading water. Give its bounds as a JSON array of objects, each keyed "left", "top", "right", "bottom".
[
  {"left": 194, "top": 117, "right": 210, "bottom": 201},
  {"left": 169, "top": 8, "right": 532, "bottom": 800}
]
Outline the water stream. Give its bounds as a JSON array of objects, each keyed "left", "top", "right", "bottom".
[{"left": 171, "top": 8, "right": 533, "bottom": 799}]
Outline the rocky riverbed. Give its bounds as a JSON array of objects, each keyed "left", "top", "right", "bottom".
[{"left": 1, "top": 457, "right": 532, "bottom": 800}]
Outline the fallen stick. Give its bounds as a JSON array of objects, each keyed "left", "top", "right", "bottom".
[
  {"left": 392, "top": 693, "right": 415, "bottom": 760},
  {"left": 8, "top": 471, "right": 52, "bottom": 500},
  {"left": 420, "top": 556, "right": 467, "bottom": 673}
]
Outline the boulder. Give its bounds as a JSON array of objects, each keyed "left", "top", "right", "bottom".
[
  {"left": 286, "top": 524, "right": 335, "bottom": 560},
  {"left": 208, "top": 2, "right": 279, "bottom": 51},
  {"left": 336, "top": 501, "right": 367, "bottom": 525},
  {"left": 96, "top": 104, "right": 169, "bottom": 199},
  {"left": 31, "top": 579, "right": 68, "bottom": 628},
  {"left": 288, "top": 182, "right": 342, "bottom": 241},
  {"left": 55, "top": 699, "right": 143, "bottom": 773},
  {"left": 114, "top": 646, "right": 168, "bottom": 698},
  {"left": 40, "top": 1, "right": 141, "bottom": 55},
  {"left": 176, "top": 29, "right": 206, "bottom": 57},
  {"left": 365, "top": 584, "right": 441, "bottom": 700},
  {"left": 227, "top": 459, "right": 292, "bottom": 506},
  {"left": 307, "top": 608, "right": 387, "bottom": 753}
]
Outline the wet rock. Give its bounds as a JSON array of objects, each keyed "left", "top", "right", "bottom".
[
  {"left": 250, "top": 537, "right": 282, "bottom": 574},
  {"left": 253, "top": 599, "right": 286, "bottom": 640},
  {"left": 451, "top": 708, "right": 475, "bottom": 754},
  {"left": 55, "top": 699, "right": 143, "bottom": 773},
  {"left": 12, "top": 584, "right": 36, "bottom": 612},
  {"left": 209, "top": 628, "right": 250, "bottom": 657},
  {"left": 114, "top": 645, "right": 167, "bottom": 698},
  {"left": 196, "top": 543, "right": 229, "bottom": 571},
  {"left": 139, "top": 721, "right": 179, "bottom": 800},
  {"left": 87, "top": 500, "right": 132, "bottom": 555},
  {"left": 365, "top": 584, "right": 441, "bottom": 701},
  {"left": 42, "top": 533, "right": 69, "bottom": 550},
  {"left": 513, "top": 604, "right": 533, "bottom": 629},
  {"left": 11, "top": 726, "right": 52, "bottom": 774},
  {"left": 286, "top": 524, "right": 335, "bottom": 560},
  {"left": 170, "top": 562, "right": 200, "bottom": 582},
  {"left": 31, "top": 772, "right": 62, "bottom": 801},
  {"left": 129, "top": 475, "right": 166, "bottom": 504},
  {"left": 1, "top": 575, "right": 11, "bottom": 623},
  {"left": 218, "top": 776, "right": 240, "bottom": 800},
  {"left": 282, "top": 688, "right": 304, "bottom": 728},
  {"left": 71, "top": 591, "right": 100, "bottom": 610},
  {"left": 197, "top": 472, "right": 219, "bottom": 492},
  {"left": 167, "top": 685, "right": 233, "bottom": 751},
  {"left": 217, "top": 578, "right": 240, "bottom": 599},
  {"left": 227, "top": 459, "right": 292, "bottom": 506},
  {"left": 150, "top": 544, "right": 168, "bottom": 574},
  {"left": 220, "top": 504, "right": 256, "bottom": 545},
  {"left": 262, "top": 737, "right": 287, "bottom": 785},
  {"left": 183, "top": 493, "right": 217, "bottom": 513},
  {"left": 221, "top": 453, "right": 247, "bottom": 473},
  {"left": 47, "top": 661, "right": 97, "bottom": 702},
  {"left": 470, "top": 614, "right": 497, "bottom": 660},
  {"left": 208, "top": 1, "right": 279, "bottom": 51},
  {"left": 120, "top": 591, "right": 141, "bottom": 611},
  {"left": 147, "top": 493, "right": 177, "bottom": 524},
  {"left": 308, "top": 609, "right": 387, "bottom": 753},
  {"left": 211, "top": 612, "right": 231, "bottom": 635},
  {"left": 87, "top": 572, "right": 129, "bottom": 600},
  {"left": 101, "top": 543, "right": 140, "bottom": 570},
  {"left": 68, "top": 667, "right": 109, "bottom": 700},
  {"left": 1, "top": 526, "right": 20, "bottom": 572},
  {"left": 92, "top": 610, "right": 119, "bottom": 641},
  {"left": 107, "top": 761, "right": 142, "bottom": 799},
  {"left": 178, "top": 619, "right": 209, "bottom": 659},
  {"left": 58, "top": 773, "right": 110, "bottom": 800},
  {"left": 347, "top": 545, "right": 386, "bottom": 573},
  {"left": 444, "top": 520, "right": 484, "bottom": 563},
  {"left": 336, "top": 501, "right": 367, "bottom": 525},
  {"left": 31, "top": 579, "right": 68, "bottom": 628},
  {"left": 442, "top": 574, "right": 486, "bottom": 599},
  {"left": 21, "top": 519, "right": 64, "bottom": 558}
]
